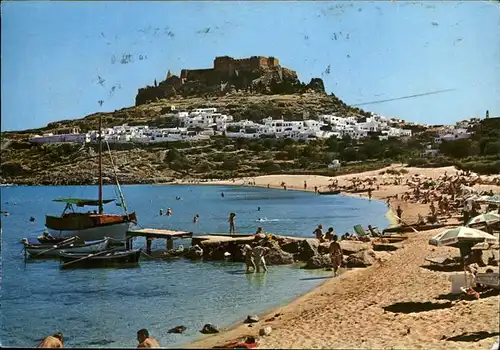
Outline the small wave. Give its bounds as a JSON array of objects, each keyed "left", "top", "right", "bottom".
[{"left": 255, "top": 218, "right": 280, "bottom": 222}]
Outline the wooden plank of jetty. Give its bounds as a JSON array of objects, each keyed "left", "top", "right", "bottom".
[
  {"left": 126, "top": 228, "right": 193, "bottom": 251},
  {"left": 127, "top": 228, "right": 193, "bottom": 239}
]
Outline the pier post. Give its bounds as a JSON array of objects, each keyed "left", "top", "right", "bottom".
[
  {"left": 146, "top": 237, "right": 152, "bottom": 253},
  {"left": 166, "top": 238, "right": 173, "bottom": 250}
]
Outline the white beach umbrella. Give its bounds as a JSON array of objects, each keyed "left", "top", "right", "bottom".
[
  {"left": 429, "top": 226, "right": 499, "bottom": 247},
  {"left": 466, "top": 212, "right": 500, "bottom": 227}
]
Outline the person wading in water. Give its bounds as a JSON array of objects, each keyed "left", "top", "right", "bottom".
[
  {"left": 229, "top": 212, "right": 236, "bottom": 235},
  {"left": 329, "top": 235, "right": 343, "bottom": 277}
]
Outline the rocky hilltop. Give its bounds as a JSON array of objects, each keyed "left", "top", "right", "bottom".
[
  {"left": 135, "top": 55, "right": 326, "bottom": 105},
  {"left": 1, "top": 55, "right": 377, "bottom": 185}
]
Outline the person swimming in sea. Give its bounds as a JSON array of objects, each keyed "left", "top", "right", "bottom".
[
  {"left": 193, "top": 214, "right": 199, "bottom": 223},
  {"left": 166, "top": 208, "right": 172, "bottom": 216},
  {"left": 221, "top": 192, "right": 225, "bottom": 198}
]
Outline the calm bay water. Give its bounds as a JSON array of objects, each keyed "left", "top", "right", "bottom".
[{"left": 0, "top": 185, "right": 389, "bottom": 348}]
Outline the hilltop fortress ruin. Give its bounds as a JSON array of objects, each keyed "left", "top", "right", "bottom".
[{"left": 135, "top": 55, "right": 326, "bottom": 105}]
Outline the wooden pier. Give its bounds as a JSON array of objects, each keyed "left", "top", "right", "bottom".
[{"left": 126, "top": 228, "right": 193, "bottom": 251}]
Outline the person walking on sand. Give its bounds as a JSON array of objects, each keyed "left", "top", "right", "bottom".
[
  {"left": 368, "top": 188, "right": 372, "bottom": 200},
  {"left": 329, "top": 235, "right": 343, "bottom": 277},
  {"left": 137, "top": 329, "right": 160, "bottom": 348},
  {"left": 37, "top": 332, "right": 64, "bottom": 348},
  {"left": 304, "top": 180, "right": 307, "bottom": 190},
  {"left": 396, "top": 205, "right": 403, "bottom": 224},
  {"left": 229, "top": 212, "right": 236, "bottom": 234}
]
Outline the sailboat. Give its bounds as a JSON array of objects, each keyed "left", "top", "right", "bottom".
[{"left": 45, "top": 116, "right": 137, "bottom": 242}]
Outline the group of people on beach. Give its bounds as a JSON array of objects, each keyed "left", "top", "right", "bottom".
[{"left": 37, "top": 329, "right": 160, "bottom": 348}]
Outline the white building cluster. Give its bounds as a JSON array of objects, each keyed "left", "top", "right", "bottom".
[{"left": 27, "top": 108, "right": 414, "bottom": 145}]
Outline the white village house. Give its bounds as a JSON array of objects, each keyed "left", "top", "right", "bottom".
[{"left": 27, "top": 108, "right": 415, "bottom": 144}]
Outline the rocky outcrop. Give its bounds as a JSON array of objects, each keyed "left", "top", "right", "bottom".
[
  {"left": 304, "top": 254, "right": 332, "bottom": 269},
  {"left": 300, "top": 240, "right": 319, "bottom": 261},
  {"left": 340, "top": 241, "right": 371, "bottom": 255},
  {"left": 135, "top": 55, "right": 326, "bottom": 105},
  {"left": 264, "top": 245, "right": 295, "bottom": 265},
  {"left": 167, "top": 325, "right": 186, "bottom": 334},
  {"left": 244, "top": 315, "right": 259, "bottom": 324},
  {"left": 346, "top": 249, "right": 377, "bottom": 267},
  {"left": 200, "top": 324, "right": 219, "bottom": 334},
  {"left": 185, "top": 245, "right": 203, "bottom": 260}
]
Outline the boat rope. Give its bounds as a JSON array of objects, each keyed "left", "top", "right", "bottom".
[{"left": 105, "top": 140, "right": 129, "bottom": 215}]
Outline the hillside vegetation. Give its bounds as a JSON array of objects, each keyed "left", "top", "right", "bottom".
[{"left": 2, "top": 117, "right": 498, "bottom": 185}]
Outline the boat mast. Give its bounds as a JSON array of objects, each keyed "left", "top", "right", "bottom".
[{"left": 98, "top": 115, "right": 103, "bottom": 214}]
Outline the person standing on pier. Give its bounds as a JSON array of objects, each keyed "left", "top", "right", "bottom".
[
  {"left": 137, "top": 329, "right": 160, "bottom": 348},
  {"left": 229, "top": 212, "right": 236, "bottom": 235}
]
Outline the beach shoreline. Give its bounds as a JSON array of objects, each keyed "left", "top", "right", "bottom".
[{"left": 182, "top": 165, "right": 499, "bottom": 349}]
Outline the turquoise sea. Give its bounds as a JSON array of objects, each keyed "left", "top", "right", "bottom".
[{"left": 0, "top": 185, "right": 390, "bottom": 348}]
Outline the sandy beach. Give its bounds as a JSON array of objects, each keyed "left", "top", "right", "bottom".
[{"left": 183, "top": 165, "right": 499, "bottom": 349}]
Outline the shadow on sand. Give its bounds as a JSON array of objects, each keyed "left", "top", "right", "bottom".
[
  {"left": 420, "top": 264, "right": 463, "bottom": 272},
  {"left": 383, "top": 301, "right": 454, "bottom": 314},
  {"left": 446, "top": 331, "right": 500, "bottom": 342}
]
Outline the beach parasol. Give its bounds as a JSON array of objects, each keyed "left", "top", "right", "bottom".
[
  {"left": 429, "top": 226, "right": 499, "bottom": 247},
  {"left": 466, "top": 212, "right": 500, "bottom": 227}
]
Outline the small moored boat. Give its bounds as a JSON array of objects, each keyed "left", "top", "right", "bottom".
[
  {"left": 59, "top": 249, "right": 141, "bottom": 269},
  {"left": 24, "top": 237, "right": 110, "bottom": 258},
  {"left": 317, "top": 189, "right": 341, "bottom": 195}
]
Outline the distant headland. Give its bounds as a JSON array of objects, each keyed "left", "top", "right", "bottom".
[{"left": 135, "top": 55, "right": 326, "bottom": 105}]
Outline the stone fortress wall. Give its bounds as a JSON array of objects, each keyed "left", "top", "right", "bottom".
[{"left": 180, "top": 56, "right": 281, "bottom": 82}]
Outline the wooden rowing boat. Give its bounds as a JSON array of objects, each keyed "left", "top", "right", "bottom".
[
  {"left": 25, "top": 238, "right": 110, "bottom": 258},
  {"left": 317, "top": 189, "right": 341, "bottom": 195},
  {"left": 59, "top": 249, "right": 141, "bottom": 269}
]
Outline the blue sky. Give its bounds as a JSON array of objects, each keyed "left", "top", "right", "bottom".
[{"left": 1, "top": 1, "right": 499, "bottom": 131}]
